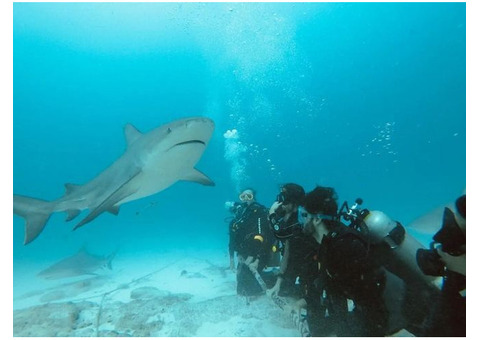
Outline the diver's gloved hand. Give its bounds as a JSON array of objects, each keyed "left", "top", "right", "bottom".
[
  {"left": 248, "top": 258, "right": 259, "bottom": 273},
  {"left": 269, "top": 201, "right": 282, "bottom": 215},
  {"left": 225, "top": 201, "right": 235, "bottom": 210},
  {"left": 266, "top": 279, "right": 282, "bottom": 297},
  {"left": 290, "top": 298, "right": 307, "bottom": 316}
]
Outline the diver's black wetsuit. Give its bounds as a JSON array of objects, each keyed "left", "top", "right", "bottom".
[
  {"left": 229, "top": 202, "right": 273, "bottom": 296},
  {"left": 307, "top": 222, "right": 388, "bottom": 337},
  {"left": 279, "top": 230, "right": 318, "bottom": 296},
  {"left": 269, "top": 210, "right": 309, "bottom": 298},
  {"left": 270, "top": 209, "right": 346, "bottom": 334},
  {"left": 423, "top": 269, "right": 465, "bottom": 336}
]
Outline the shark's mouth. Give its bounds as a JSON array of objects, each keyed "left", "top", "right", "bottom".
[{"left": 169, "top": 140, "right": 206, "bottom": 150}]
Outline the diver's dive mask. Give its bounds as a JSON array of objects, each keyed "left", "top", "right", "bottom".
[
  {"left": 297, "top": 206, "right": 336, "bottom": 226},
  {"left": 239, "top": 192, "right": 254, "bottom": 202}
]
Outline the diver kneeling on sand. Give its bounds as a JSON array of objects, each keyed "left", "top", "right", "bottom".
[
  {"left": 266, "top": 183, "right": 306, "bottom": 299},
  {"left": 226, "top": 188, "right": 275, "bottom": 299},
  {"left": 296, "top": 186, "right": 389, "bottom": 337}
]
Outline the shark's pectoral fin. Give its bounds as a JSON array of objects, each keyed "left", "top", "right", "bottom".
[
  {"left": 73, "top": 170, "right": 141, "bottom": 230},
  {"left": 181, "top": 168, "right": 215, "bottom": 186},
  {"left": 107, "top": 205, "right": 120, "bottom": 216},
  {"left": 65, "top": 209, "right": 81, "bottom": 222}
]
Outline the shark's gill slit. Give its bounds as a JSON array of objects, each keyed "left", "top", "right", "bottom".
[{"left": 174, "top": 140, "right": 206, "bottom": 147}]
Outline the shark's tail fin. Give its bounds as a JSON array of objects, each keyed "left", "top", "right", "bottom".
[{"left": 13, "top": 194, "right": 54, "bottom": 245}]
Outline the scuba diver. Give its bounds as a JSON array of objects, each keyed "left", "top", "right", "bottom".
[
  {"left": 264, "top": 183, "right": 456, "bottom": 336},
  {"left": 416, "top": 194, "right": 466, "bottom": 336},
  {"left": 225, "top": 188, "right": 274, "bottom": 298},
  {"left": 299, "top": 186, "right": 389, "bottom": 337},
  {"left": 225, "top": 189, "right": 253, "bottom": 271},
  {"left": 266, "top": 183, "right": 306, "bottom": 298}
]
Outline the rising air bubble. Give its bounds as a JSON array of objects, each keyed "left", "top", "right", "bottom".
[{"left": 224, "top": 128, "right": 248, "bottom": 192}]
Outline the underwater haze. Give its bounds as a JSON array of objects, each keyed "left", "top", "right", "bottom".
[{"left": 13, "top": 2, "right": 465, "bottom": 284}]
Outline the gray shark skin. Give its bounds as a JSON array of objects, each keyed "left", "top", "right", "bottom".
[
  {"left": 37, "top": 247, "right": 116, "bottom": 280},
  {"left": 407, "top": 189, "right": 465, "bottom": 235},
  {"left": 407, "top": 203, "right": 455, "bottom": 235},
  {"left": 14, "top": 117, "right": 215, "bottom": 245}
]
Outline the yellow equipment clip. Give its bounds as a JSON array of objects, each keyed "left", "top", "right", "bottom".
[{"left": 254, "top": 235, "right": 264, "bottom": 243}]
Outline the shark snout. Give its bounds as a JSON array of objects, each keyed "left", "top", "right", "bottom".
[
  {"left": 185, "top": 117, "right": 214, "bottom": 129},
  {"left": 182, "top": 117, "right": 215, "bottom": 139}
]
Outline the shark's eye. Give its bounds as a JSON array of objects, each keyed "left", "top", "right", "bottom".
[{"left": 167, "top": 128, "right": 172, "bottom": 133}]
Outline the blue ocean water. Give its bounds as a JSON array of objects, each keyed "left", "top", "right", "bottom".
[{"left": 13, "top": 3, "right": 465, "bottom": 266}]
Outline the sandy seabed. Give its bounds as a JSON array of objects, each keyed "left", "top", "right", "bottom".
[{"left": 13, "top": 249, "right": 302, "bottom": 337}]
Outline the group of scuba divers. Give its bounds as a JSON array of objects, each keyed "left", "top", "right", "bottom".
[{"left": 226, "top": 184, "right": 466, "bottom": 337}]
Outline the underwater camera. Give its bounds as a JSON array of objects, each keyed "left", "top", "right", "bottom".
[{"left": 416, "top": 206, "right": 466, "bottom": 276}]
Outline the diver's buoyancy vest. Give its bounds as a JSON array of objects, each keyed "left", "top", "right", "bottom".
[
  {"left": 320, "top": 224, "right": 382, "bottom": 285},
  {"left": 232, "top": 203, "right": 271, "bottom": 255}
]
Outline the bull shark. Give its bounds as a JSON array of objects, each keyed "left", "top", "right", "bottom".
[
  {"left": 37, "top": 246, "right": 116, "bottom": 280},
  {"left": 14, "top": 117, "right": 215, "bottom": 245}
]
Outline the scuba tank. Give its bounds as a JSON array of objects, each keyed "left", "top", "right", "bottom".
[
  {"left": 361, "top": 210, "right": 438, "bottom": 288},
  {"left": 338, "top": 199, "right": 438, "bottom": 288},
  {"left": 338, "top": 199, "right": 440, "bottom": 335}
]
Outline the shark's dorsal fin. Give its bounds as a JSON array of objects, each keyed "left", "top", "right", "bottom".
[
  {"left": 124, "top": 124, "right": 142, "bottom": 147},
  {"left": 181, "top": 168, "right": 215, "bottom": 186},
  {"left": 65, "top": 183, "right": 81, "bottom": 196}
]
